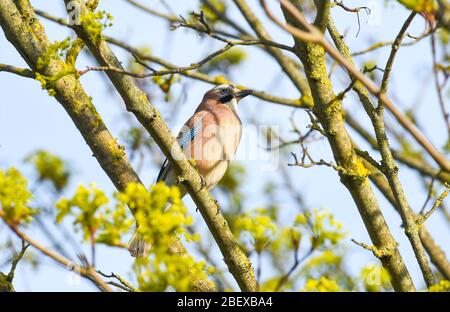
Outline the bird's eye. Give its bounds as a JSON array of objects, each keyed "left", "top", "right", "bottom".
[{"left": 220, "top": 88, "right": 229, "bottom": 95}]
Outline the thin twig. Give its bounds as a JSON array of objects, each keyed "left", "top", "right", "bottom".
[
  {"left": 64, "top": 0, "right": 255, "bottom": 291},
  {"left": 0, "top": 211, "right": 112, "bottom": 292},
  {"left": 172, "top": 12, "right": 295, "bottom": 53},
  {"left": 333, "top": 0, "right": 371, "bottom": 37},
  {"left": 7, "top": 240, "right": 30, "bottom": 282},
  {"left": 97, "top": 271, "right": 137, "bottom": 292},
  {"left": 420, "top": 176, "right": 438, "bottom": 214},
  {"left": 0, "top": 63, "right": 35, "bottom": 78},
  {"left": 275, "top": 247, "right": 313, "bottom": 291},
  {"left": 417, "top": 184, "right": 450, "bottom": 225},
  {"left": 263, "top": 0, "right": 450, "bottom": 173},
  {"left": 430, "top": 29, "right": 450, "bottom": 138},
  {"left": 352, "top": 27, "right": 434, "bottom": 56}
]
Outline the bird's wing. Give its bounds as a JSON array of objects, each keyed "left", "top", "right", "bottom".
[
  {"left": 156, "top": 158, "right": 171, "bottom": 182},
  {"left": 156, "top": 111, "right": 205, "bottom": 183}
]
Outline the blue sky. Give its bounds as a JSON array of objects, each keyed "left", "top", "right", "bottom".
[{"left": 0, "top": 0, "right": 448, "bottom": 291}]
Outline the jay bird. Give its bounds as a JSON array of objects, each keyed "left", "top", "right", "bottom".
[{"left": 128, "top": 84, "right": 252, "bottom": 257}]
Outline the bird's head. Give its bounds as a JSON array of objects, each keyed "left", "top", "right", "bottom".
[{"left": 203, "top": 84, "right": 252, "bottom": 112}]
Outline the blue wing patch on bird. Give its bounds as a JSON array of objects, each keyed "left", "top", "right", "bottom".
[
  {"left": 178, "top": 122, "right": 201, "bottom": 150},
  {"left": 156, "top": 122, "right": 201, "bottom": 183}
]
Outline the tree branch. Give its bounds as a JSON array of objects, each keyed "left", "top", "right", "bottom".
[
  {"left": 327, "top": 11, "right": 436, "bottom": 287},
  {"left": 6, "top": 221, "right": 111, "bottom": 291},
  {"left": 267, "top": 0, "right": 450, "bottom": 173},
  {"left": 172, "top": 12, "right": 295, "bottom": 53},
  {"left": 37, "top": 5, "right": 448, "bottom": 178},
  {"left": 63, "top": 0, "right": 257, "bottom": 292},
  {"left": 0, "top": 63, "right": 35, "bottom": 78},
  {"left": 7, "top": 240, "right": 30, "bottom": 283},
  {"left": 0, "top": 0, "right": 214, "bottom": 292},
  {"left": 345, "top": 114, "right": 450, "bottom": 184},
  {"left": 279, "top": 0, "right": 415, "bottom": 291},
  {"left": 417, "top": 185, "right": 450, "bottom": 226},
  {"left": 35, "top": 8, "right": 450, "bottom": 181},
  {"left": 35, "top": 8, "right": 306, "bottom": 108},
  {"left": 362, "top": 157, "right": 450, "bottom": 281}
]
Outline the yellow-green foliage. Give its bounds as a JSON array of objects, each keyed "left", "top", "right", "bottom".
[
  {"left": 233, "top": 208, "right": 277, "bottom": 253},
  {"left": 298, "top": 209, "right": 346, "bottom": 250},
  {"left": 56, "top": 184, "right": 109, "bottom": 241},
  {"left": 135, "top": 254, "right": 214, "bottom": 292},
  {"left": 0, "top": 168, "right": 36, "bottom": 225},
  {"left": 260, "top": 277, "right": 280, "bottom": 292},
  {"left": 152, "top": 75, "right": 180, "bottom": 101},
  {"left": 200, "top": 0, "right": 227, "bottom": 24},
  {"left": 55, "top": 182, "right": 213, "bottom": 290},
  {"left": 360, "top": 263, "right": 392, "bottom": 292},
  {"left": 96, "top": 202, "right": 134, "bottom": 247},
  {"left": 118, "top": 182, "right": 212, "bottom": 291},
  {"left": 269, "top": 227, "right": 302, "bottom": 253},
  {"left": 305, "top": 250, "right": 342, "bottom": 268},
  {"left": 108, "top": 138, "right": 126, "bottom": 164},
  {"left": 301, "top": 251, "right": 345, "bottom": 283},
  {"left": 80, "top": 9, "right": 113, "bottom": 44},
  {"left": 213, "top": 75, "right": 229, "bottom": 85},
  {"left": 25, "top": 150, "right": 70, "bottom": 192},
  {"left": 35, "top": 73, "right": 56, "bottom": 97},
  {"left": 346, "top": 158, "right": 371, "bottom": 181},
  {"left": 55, "top": 183, "right": 133, "bottom": 246},
  {"left": 428, "top": 280, "right": 450, "bottom": 292},
  {"left": 399, "top": 140, "right": 423, "bottom": 160},
  {"left": 210, "top": 49, "right": 246, "bottom": 66},
  {"left": 397, "top": 0, "right": 437, "bottom": 13},
  {"left": 119, "top": 182, "right": 195, "bottom": 244},
  {"left": 86, "top": 0, "right": 100, "bottom": 11},
  {"left": 35, "top": 37, "right": 81, "bottom": 96},
  {"left": 439, "top": 29, "right": 449, "bottom": 46},
  {"left": 303, "top": 276, "right": 341, "bottom": 292},
  {"left": 65, "top": 38, "right": 85, "bottom": 68},
  {"left": 259, "top": 208, "right": 348, "bottom": 291},
  {"left": 36, "top": 36, "right": 84, "bottom": 72},
  {"left": 444, "top": 138, "right": 450, "bottom": 154},
  {"left": 299, "top": 249, "right": 354, "bottom": 291},
  {"left": 202, "top": 49, "right": 247, "bottom": 74},
  {"left": 36, "top": 37, "right": 72, "bottom": 70},
  {"left": 217, "top": 163, "right": 246, "bottom": 207}
]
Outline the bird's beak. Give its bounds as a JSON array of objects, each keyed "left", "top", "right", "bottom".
[{"left": 235, "top": 89, "right": 253, "bottom": 101}]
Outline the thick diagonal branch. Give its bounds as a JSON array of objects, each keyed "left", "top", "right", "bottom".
[
  {"left": 281, "top": 0, "right": 415, "bottom": 292},
  {"left": 63, "top": 0, "right": 257, "bottom": 292},
  {"left": 270, "top": 0, "right": 450, "bottom": 173},
  {"left": 327, "top": 12, "right": 435, "bottom": 288},
  {"left": 0, "top": 0, "right": 214, "bottom": 292}
]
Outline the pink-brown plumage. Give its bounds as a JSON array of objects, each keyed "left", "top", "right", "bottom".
[
  {"left": 128, "top": 84, "right": 251, "bottom": 257},
  {"left": 182, "top": 95, "right": 242, "bottom": 189}
]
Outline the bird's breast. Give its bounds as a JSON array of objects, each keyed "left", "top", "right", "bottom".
[{"left": 184, "top": 107, "right": 242, "bottom": 188}]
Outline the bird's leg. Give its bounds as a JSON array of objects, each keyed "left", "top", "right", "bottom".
[{"left": 199, "top": 175, "right": 207, "bottom": 190}]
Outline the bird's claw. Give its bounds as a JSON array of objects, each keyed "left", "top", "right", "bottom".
[
  {"left": 215, "top": 200, "right": 221, "bottom": 215},
  {"left": 200, "top": 175, "right": 207, "bottom": 189}
]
